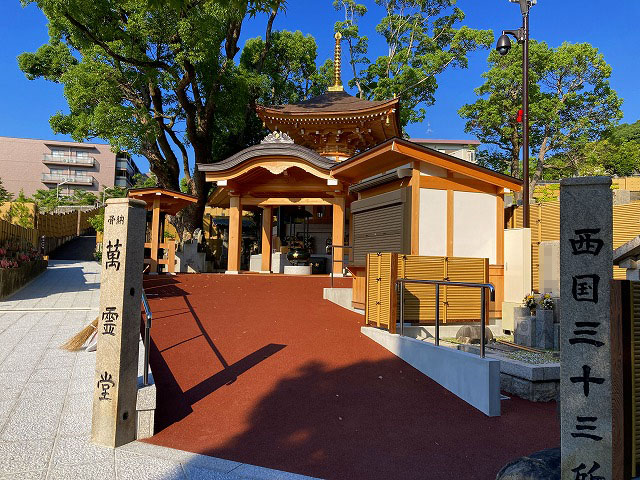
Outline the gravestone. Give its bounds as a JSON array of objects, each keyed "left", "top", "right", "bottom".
[
  {"left": 535, "top": 310, "right": 554, "bottom": 350},
  {"left": 514, "top": 307, "right": 535, "bottom": 347},
  {"left": 560, "top": 177, "right": 613, "bottom": 479},
  {"left": 91, "top": 198, "right": 146, "bottom": 448}
]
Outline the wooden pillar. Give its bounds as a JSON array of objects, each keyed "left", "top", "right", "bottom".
[
  {"left": 410, "top": 161, "right": 420, "bottom": 255},
  {"left": 496, "top": 192, "right": 505, "bottom": 265},
  {"left": 347, "top": 207, "right": 354, "bottom": 265},
  {"left": 149, "top": 198, "right": 160, "bottom": 274},
  {"left": 167, "top": 239, "right": 176, "bottom": 274},
  {"left": 261, "top": 206, "right": 272, "bottom": 273},
  {"left": 227, "top": 196, "right": 242, "bottom": 273},
  {"left": 76, "top": 209, "right": 82, "bottom": 236},
  {"left": 446, "top": 189, "right": 454, "bottom": 257},
  {"left": 332, "top": 197, "right": 345, "bottom": 275}
]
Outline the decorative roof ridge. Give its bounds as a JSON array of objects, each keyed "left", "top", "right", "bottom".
[{"left": 197, "top": 141, "right": 335, "bottom": 173}]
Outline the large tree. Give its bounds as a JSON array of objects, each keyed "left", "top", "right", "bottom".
[
  {"left": 18, "top": 0, "right": 330, "bottom": 234},
  {"left": 333, "top": 0, "right": 494, "bottom": 126},
  {"left": 551, "top": 120, "right": 640, "bottom": 177},
  {"left": 459, "top": 40, "right": 623, "bottom": 191}
]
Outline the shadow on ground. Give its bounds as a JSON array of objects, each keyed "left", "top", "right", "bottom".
[
  {"left": 144, "top": 273, "right": 560, "bottom": 480},
  {"left": 49, "top": 235, "right": 97, "bottom": 261}
]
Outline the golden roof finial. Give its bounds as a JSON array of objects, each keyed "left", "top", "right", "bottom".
[{"left": 328, "top": 32, "right": 344, "bottom": 93}]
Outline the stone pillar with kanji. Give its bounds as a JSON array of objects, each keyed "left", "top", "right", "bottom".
[
  {"left": 560, "top": 177, "right": 613, "bottom": 479},
  {"left": 91, "top": 198, "right": 146, "bottom": 447}
]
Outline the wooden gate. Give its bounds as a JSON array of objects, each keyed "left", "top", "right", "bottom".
[
  {"left": 365, "top": 253, "right": 489, "bottom": 331},
  {"left": 365, "top": 253, "right": 398, "bottom": 333}
]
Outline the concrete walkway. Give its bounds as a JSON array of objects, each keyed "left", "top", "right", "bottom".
[{"left": 0, "top": 261, "right": 317, "bottom": 480}]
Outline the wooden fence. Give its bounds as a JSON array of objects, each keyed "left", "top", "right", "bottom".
[
  {"left": 365, "top": 253, "right": 489, "bottom": 332},
  {"left": 0, "top": 219, "right": 38, "bottom": 249},
  {"left": 0, "top": 208, "right": 99, "bottom": 253},
  {"left": 506, "top": 200, "right": 640, "bottom": 289},
  {"left": 36, "top": 209, "right": 97, "bottom": 238}
]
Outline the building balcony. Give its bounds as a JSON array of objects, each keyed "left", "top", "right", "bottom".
[
  {"left": 41, "top": 173, "right": 94, "bottom": 186},
  {"left": 43, "top": 154, "right": 95, "bottom": 167}
]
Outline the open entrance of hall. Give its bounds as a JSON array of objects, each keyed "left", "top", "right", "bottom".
[
  {"left": 200, "top": 135, "right": 521, "bottom": 314},
  {"left": 197, "top": 33, "right": 522, "bottom": 319}
]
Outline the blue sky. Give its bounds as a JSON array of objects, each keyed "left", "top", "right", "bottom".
[{"left": 1, "top": 1, "right": 638, "bottom": 174}]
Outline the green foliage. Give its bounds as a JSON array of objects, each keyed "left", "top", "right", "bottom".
[
  {"left": 459, "top": 41, "right": 623, "bottom": 185},
  {"left": 533, "top": 183, "right": 560, "bottom": 204},
  {"left": 240, "top": 30, "right": 331, "bottom": 105},
  {"left": 132, "top": 172, "right": 157, "bottom": 188},
  {"left": 179, "top": 177, "right": 190, "bottom": 194},
  {"left": 18, "top": 0, "right": 293, "bottom": 231},
  {"left": 69, "top": 189, "right": 98, "bottom": 206},
  {"left": 334, "top": 0, "right": 493, "bottom": 127},
  {"left": 88, "top": 209, "right": 104, "bottom": 233},
  {"left": 571, "top": 121, "right": 640, "bottom": 177},
  {"left": 32, "top": 188, "right": 98, "bottom": 212},
  {"left": 31, "top": 189, "right": 60, "bottom": 213},
  {"left": 0, "top": 179, "right": 13, "bottom": 207},
  {"left": 5, "top": 190, "right": 34, "bottom": 228},
  {"left": 102, "top": 186, "right": 128, "bottom": 202}
]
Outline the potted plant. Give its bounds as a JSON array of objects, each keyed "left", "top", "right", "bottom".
[{"left": 536, "top": 294, "right": 555, "bottom": 349}]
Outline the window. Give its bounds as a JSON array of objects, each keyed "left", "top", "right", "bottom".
[
  {"left": 51, "top": 149, "right": 65, "bottom": 157},
  {"left": 76, "top": 150, "right": 89, "bottom": 158}
]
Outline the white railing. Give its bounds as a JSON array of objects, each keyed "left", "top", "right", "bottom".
[
  {"left": 41, "top": 173, "right": 93, "bottom": 184},
  {"left": 43, "top": 154, "right": 95, "bottom": 166}
]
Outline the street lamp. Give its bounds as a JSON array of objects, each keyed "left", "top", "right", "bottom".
[
  {"left": 56, "top": 180, "right": 69, "bottom": 201},
  {"left": 496, "top": 0, "right": 536, "bottom": 229}
]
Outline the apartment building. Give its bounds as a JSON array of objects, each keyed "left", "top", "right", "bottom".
[
  {"left": 0, "top": 136, "right": 141, "bottom": 197},
  {"left": 409, "top": 138, "right": 480, "bottom": 164}
]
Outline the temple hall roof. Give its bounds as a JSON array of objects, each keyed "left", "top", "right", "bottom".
[{"left": 257, "top": 91, "right": 399, "bottom": 116}]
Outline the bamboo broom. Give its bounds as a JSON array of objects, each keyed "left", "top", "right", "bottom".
[{"left": 60, "top": 317, "right": 98, "bottom": 351}]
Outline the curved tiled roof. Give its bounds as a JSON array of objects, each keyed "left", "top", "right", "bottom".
[
  {"left": 197, "top": 143, "right": 335, "bottom": 173},
  {"left": 257, "top": 91, "right": 397, "bottom": 115}
]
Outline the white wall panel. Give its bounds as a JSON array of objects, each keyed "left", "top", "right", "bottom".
[
  {"left": 453, "top": 191, "right": 496, "bottom": 264},
  {"left": 419, "top": 189, "right": 447, "bottom": 256}
]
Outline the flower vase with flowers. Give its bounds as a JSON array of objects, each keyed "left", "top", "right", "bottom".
[
  {"left": 523, "top": 293, "right": 537, "bottom": 315},
  {"left": 539, "top": 293, "right": 554, "bottom": 310}
]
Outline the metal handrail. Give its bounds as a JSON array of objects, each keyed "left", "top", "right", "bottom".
[
  {"left": 329, "top": 244, "right": 354, "bottom": 287},
  {"left": 141, "top": 291, "right": 152, "bottom": 386},
  {"left": 396, "top": 279, "right": 495, "bottom": 358}
]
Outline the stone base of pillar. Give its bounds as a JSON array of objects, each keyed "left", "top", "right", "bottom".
[
  {"left": 259, "top": 270, "right": 272, "bottom": 274},
  {"left": 225, "top": 270, "right": 240, "bottom": 275},
  {"left": 284, "top": 265, "right": 312, "bottom": 275}
]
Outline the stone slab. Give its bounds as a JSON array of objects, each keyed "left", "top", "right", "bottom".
[
  {"left": 514, "top": 315, "right": 536, "bottom": 348},
  {"left": 91, "top": 198, "right": 146, "bottom": 448},
  {"left": 535, "top": 310, "right": 554, "bottom": 350},
  {"left": 560, "top": 176, "right": 613, "bottom": 478},
  {"left": 322, "top": 288, "right": 363, "bottom": 314},
  {"left": 361, "top": 326, "right": 501, "bottom": 416}
]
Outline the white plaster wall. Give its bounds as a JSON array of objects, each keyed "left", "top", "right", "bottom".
[
  {"left": 453, "top": 191, "right": 496, "bottom": 264},
  {"left": 504, "top": 228, "right": 532, "bottom": 302},
  {"left": 419, "top": 189, "right": 447, "bottom": 256},
  {"left": 419, "top": 163, "right": 447, "bottom": 177}
]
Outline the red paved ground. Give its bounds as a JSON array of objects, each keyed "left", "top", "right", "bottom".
[{"left": 143, "top": 274, "right": 559, "bottom": 480}]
